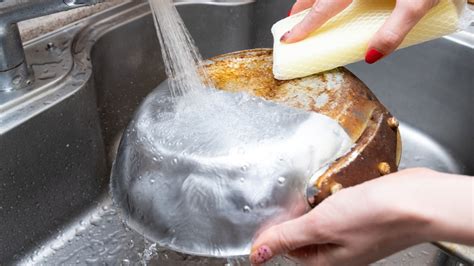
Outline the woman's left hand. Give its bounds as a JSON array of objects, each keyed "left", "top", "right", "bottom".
[{"left": 249, "top": 168, "right": 474, "bottom": 265}]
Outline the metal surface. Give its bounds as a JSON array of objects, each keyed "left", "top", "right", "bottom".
[
  {"left": 110, "top": 52, "right": 357, "bottom": 257},
  {"left": 110, "top": 47, "right": 399, "bottom": 257},
  {"left": 0, "top": 0, "right": 472, "bottom": 264},
  {"left": 200, "top": 49, "right": 399, "bottom": 207},
  {"left": 0, "top": 0, "right": 103, "bottom": 91}
]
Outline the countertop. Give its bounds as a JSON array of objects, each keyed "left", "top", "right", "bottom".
[{"left": 19, "top": 0, "right": 129, "bottom": 43}]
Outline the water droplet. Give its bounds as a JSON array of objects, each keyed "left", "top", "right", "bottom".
[
  {"left": 407, "top": 252, "right": 416, "bottom": 258},
  {"left": 47, "top": 42, "right": 55, "bottom": 50},
  {"left": 243, "top": 205, "right": 251, "bottom": 213},
  {"left": 277, "top": 176, "right": 286, "bottom": 184},
  {"left": 12, "top": 76, "right": 22, "bottom": 85}
]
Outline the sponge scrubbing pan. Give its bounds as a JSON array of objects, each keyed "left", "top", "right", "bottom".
[{"left": 272, "top": 0, "right": 467, "bottom": 80}]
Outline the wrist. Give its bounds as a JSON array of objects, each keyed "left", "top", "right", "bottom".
[
  {"left": 386, "top": 196, "right": 433, "bottom": 245},
  {"left": 364, "top": 169, "right": 436, "bottom": 244},
  {"left": 413, "top": 171, "right": 474, "bottom": 245},
  {"left": 367, "top": 168, "right": 474, "bottom": 245}
]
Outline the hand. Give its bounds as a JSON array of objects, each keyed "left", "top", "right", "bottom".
[
  {"left": 282, "top": 0, "right": 440, "bottom": 64},
  {"left": 249, "top": 168, "right": 474, "bottom": 265}
]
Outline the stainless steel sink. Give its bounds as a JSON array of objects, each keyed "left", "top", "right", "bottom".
[{"left": 1, "top": 1, "right": 472, "bottom": 264}]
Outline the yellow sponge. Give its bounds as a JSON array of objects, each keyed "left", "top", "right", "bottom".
[{"left": 272, "top": 0, "right": 462, "bottom": 80}]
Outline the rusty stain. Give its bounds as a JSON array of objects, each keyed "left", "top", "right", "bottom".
[{"left": 203, "top": 49, "right": 399, "bottom": 207}]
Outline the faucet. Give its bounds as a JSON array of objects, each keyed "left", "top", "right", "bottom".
[{"left": 0, "top": 0, "right": 104, "bottom": 92}]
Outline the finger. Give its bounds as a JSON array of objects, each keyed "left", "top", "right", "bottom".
[
  {"left": 290, "top": 0, "right": 316, "bottom": 16},
  {"left": 365, "top": 0, "right": 437, "bottom": 63},
  {"left": 249, "top": 214, "right": 328, "bottom": 265},
  {"left": 281, "top": 0, "right": 353, "bottom": 43}
]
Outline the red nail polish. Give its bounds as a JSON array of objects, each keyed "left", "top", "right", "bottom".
[
  {"left": 287, "top": 7, "right": 293, "bottom": 16},
  {"left": 250, "top": 246, "right": 273, "bottom": 264},
  {"left": 365, "top": 48, "right": 384, "bottom": 64},
  {"left": 280, "top": 31, "right": 290, "bottom": 42}
]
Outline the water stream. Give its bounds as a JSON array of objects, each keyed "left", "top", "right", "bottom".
[{"left": 148, "top": 0, "right": 211, "bottom": 97}]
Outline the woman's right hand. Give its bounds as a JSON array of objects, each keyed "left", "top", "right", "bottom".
[{"left": 283, "top": 0, "right": 441, "bottom": 63}]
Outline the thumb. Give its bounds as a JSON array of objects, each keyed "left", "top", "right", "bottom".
[{"left": 249, "top": 213, "right": 327, "bottom": 264}]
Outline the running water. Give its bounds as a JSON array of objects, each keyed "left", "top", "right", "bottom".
[{"left": 148, "top": 0, "right": 211, "bottom": 97}]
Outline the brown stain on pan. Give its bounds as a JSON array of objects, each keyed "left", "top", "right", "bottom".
[{"left": 203, "top": 49, "right": 400, "bottom": 206}]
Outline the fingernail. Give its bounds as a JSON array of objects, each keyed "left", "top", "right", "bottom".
[
  {"left": 280, "top": 31, "right": 290, "bottom": 43},
  {"left": 250, "top": 245, "right": 273, "bottom": 264},
  {"left": 365, "top": 48, "right": 384, "bottom": 64}
]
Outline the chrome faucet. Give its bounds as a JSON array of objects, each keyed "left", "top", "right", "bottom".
[{"left": 0, "top": 0, "right": 104, "bottom": 92}]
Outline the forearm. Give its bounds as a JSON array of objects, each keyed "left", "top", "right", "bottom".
[
  {"left": 375, "top": 169, "right": 474, "bottom": 245},
  {"left": 365, "top": 168, "right": 473, "bottom": 247},
  {"left": 420, "top": 172, "right": 474, "bottom": 245}
]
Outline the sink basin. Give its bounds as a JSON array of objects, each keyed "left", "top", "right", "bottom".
[{"left": 0, "top": 1, "right": 472, "bottom": 264}]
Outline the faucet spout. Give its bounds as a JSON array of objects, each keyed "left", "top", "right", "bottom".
[{"left": 0, "top": 0, "right": 104, "bottom": 91}]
